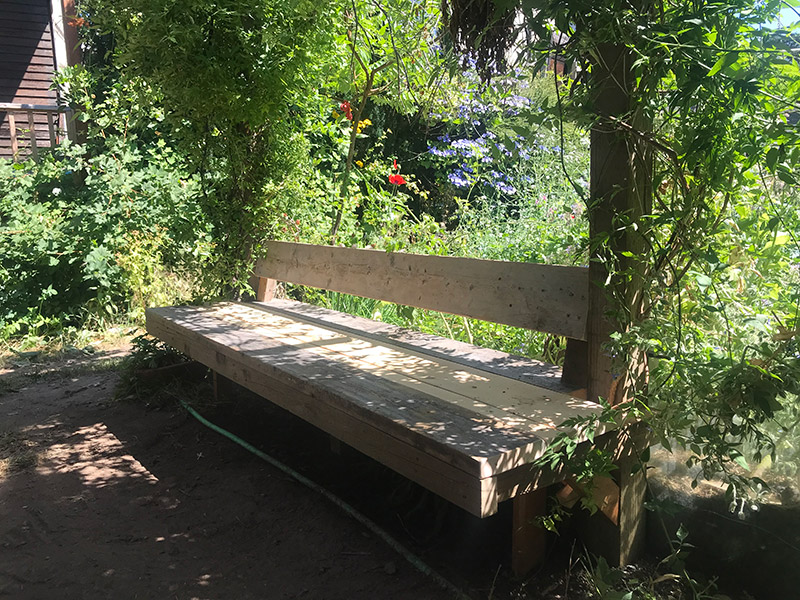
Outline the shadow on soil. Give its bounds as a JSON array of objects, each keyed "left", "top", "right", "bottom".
[{"left": 1, "top": 355, "right": 798, "bottom": 599}]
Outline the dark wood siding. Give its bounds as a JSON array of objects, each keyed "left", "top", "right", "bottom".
[{"left": 0, "top": 0, "right": 59, "bottom": 159}]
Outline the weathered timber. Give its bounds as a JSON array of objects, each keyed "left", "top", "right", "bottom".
[
  {"left": 147, "top": 305, "right": 497, "bottom": 516},
  {"left": 147, "top": 241, "right": 648, "bottom": 575},
  {"left": 512, "top": 489, "right": 548, "bottom": 577},
  {"left": 147, "top": 303, "right": 607, "bottom": 482},
  {"left": 255, "top": 241, "right": 589, "bottom": 340}
]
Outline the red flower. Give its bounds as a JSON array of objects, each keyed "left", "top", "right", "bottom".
[
  {"left": 339, "top": 101, "right": 353, "bottom": 121},
  {"left": 393, "top": 158, "right": 398, "bottom": 171},
  {"left": 388, "top": 174, "right": 406, "bottom": 185}
]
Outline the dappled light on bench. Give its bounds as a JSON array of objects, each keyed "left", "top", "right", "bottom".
[
  {"left": 213, "top": 302, "right": 603, "bottom": 437},
  {"left": 154, "top": 301, "right": 609, "bottom": 476},
  {"left": 146, "top": 241, "right": 647, "bottom": 574}
]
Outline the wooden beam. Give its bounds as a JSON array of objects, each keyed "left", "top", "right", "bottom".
[
  {"left": 146, "top": 305, "right": 499, "bottom": 516},
  {"left": 256, "top": 241, "right": 589, "bottom": 340},
  {"left": 259, "top": 298, "right": 573, "bottom": 395},
  {"left": 26, "top": 110, "right": 38, "bottom": 161},
  {"left": 60, "top": 0, "right": 83, "bottom": 67},
  {"left": 512, "top": 488, "right": 548, "bottom": 577},
  {"left": 255, "top": 277, "right": 277, "bottom": 302},
  {"left": 561, "top": 338, "right": 588, "bottom": 391},
  {"left": 8, "top": 113, "right": 19, "bottom": 157},
  {"left": 573, "top": 424, "right": 648, "bottom": 566},
  {"left": 586, "top": 39, "right": 651, "bottom": 407},
  {"left": 47, "top": 112, "right": 56, "bottom": 147},
  {"left": 147, "top": 303, "right": 609, "bottom": 481}
]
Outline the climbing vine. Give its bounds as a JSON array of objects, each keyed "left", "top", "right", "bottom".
[{"left": 443, "top": 0, "right": 800, "bottom": 501}]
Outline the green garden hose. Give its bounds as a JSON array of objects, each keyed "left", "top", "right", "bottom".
[{"left": 178, "top": 398, "right": 473, "bottom": 600}]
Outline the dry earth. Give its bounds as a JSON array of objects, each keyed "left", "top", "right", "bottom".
[
  {"left": 0, "top": 348, "right": 463, "bottom": 600},
  {"left": 3, "top": 345, "right": 790, "bottom": 600}
]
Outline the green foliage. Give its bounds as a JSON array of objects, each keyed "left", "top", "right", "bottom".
[
  {"left": 4, "top": 0, "right": 796, "bottom": 514},
  {"left": 442, "top": 0, "right": 800, "bottom": 501},
  {"left": 0, "top": 69, "right": 211, "bottom": 336},
  {"left": 82, "top": 0, "right": 339, "bottom": 290},
  {"left": 124, "top": 334, "right": 188, "bottom": 370}
]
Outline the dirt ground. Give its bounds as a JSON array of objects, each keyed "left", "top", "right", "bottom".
[
  {"left": 4, "top": 345, "right": 789, "bottom": 600},
  {"left": 0, "top": 348, "right": 474, "bottom": 600}
]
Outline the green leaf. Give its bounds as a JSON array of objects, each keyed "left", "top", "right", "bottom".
[
  {"left": 707, "top": 51, "right": 740, "bottom": 77},
  {"left": 777, "top": 169, "right": 798, "bottom": 185},
  {"left": 696, "top": 274, "right": 712, "bottom": 288},
  {"left": 730, "top": 450, "right": 750, "bottom": 471},
  {"left": 764, "top": 233, "right": 790, "bottom": 249},
  {"left": 676, "top": 524, "right": 688, "bottom": 542},
  {"left": 765, "top": 147, "right": 780, "bottom": 171}
]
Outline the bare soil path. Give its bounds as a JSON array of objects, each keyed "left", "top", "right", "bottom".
[
  {"left": 5, "top": 346, "right": 780, "bottom": 600},
  {"left": 0, "top": 349, "right": 457, "bottom": 600}
]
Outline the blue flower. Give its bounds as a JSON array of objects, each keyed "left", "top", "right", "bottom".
[{"left": 448, "top": 170, "right": 471, "bottom": 188}]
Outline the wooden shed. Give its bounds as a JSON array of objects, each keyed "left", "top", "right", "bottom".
[{"left": 0, "top": 0, "right": 81, "bottom": 161}]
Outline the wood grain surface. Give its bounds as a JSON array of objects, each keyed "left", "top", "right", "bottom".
[{"left": 255, "top": 241, "right": 589, "bottom": 340}]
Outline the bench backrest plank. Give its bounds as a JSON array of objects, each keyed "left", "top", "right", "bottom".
[{"left": 255, "top": 241, "right": 589, "bottom": 341}]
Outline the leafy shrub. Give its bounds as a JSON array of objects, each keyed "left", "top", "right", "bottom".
[{"left": 0, "top": 72, "right": 213, "bottom": 337}]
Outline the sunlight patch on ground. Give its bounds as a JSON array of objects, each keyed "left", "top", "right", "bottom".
[{"left": 40, "top": 422, "right": 158, "bottom": 489}]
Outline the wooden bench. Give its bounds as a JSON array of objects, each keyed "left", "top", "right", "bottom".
[{"left": 146, "top": 241, "right": 646, "bottom": 575}]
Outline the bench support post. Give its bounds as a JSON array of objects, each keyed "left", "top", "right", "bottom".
[
  {"left": 577, "top": 429, "right": 647, "bottom": 566},
  {"left": 561, "top": 338, "right": 588, "bottom": 393},
  {"left": 511, "top": 487, "right": 548, "bottom": 577},
  {"left": 213, "top": 371, "right": 235, "bottom": 403},
  {"left": 255, "top": 277, "right": 278, "bottom": 302}
]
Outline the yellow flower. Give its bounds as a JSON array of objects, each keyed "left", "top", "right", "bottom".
[
  {"left": 356, "top": 118, "right": 372, "bottom": 133},
  {"left": 332, "top": 110, "right": 340, "bottom": 119},
  {"left": 355, "top": 160, "right": 364, "bottom": 168}
]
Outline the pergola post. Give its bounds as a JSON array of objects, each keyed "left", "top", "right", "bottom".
[{"left": 584, "top": 40, "right": 651, "bottom": 566}]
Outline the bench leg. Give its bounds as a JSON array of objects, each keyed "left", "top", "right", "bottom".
[
  {"left": 213, "top": 371, "right": 235, "bottom": 403},
  {"left": 511, "top": 487, "right": 548, "bottom": 577},
  {"left": 578, "top": 443, "right": 646, "bottom": 566},
  {"left": 615, "top": 445, "right": 647, "bottom": 565}
]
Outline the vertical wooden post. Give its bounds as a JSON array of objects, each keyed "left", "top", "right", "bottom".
[
  {"left": 8, "top": 113, "right": 18, "bottom": 157},
  {"left": 511, "top": 488, "right": 548, "bottom": 577},
  {"left": 583, "top": 16, "right": 652, "bottom": 563},
  {"left": 213, "top": 371, "right": 235, "bottom": 403},
  {"left": 561, "top": 338, "right": 588, "bottom": 392},
  {"left": 61, "top": 0, "right": 83, "bottom": 67},
  {"left": 47, "top": 112, "right": 57, "bottom": 147},
  {"left": 27, "top": 110, "right": 39, "bottom": 161},
  {"left": 615, "top": 436, "right": 647, "bottom": 564},
  {"left": 576, "top": 428, "right": 647, "bottom": 565},
  {"left": 255, "top": 277, "right": 278, "bottom": 302}
]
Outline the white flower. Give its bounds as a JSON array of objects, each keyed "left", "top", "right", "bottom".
[{"left": 52, "top": 187, "right": 61, "bottom": 196}]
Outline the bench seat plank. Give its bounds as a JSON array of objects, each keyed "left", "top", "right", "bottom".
[
  {"left": 214, "top": 303, "right": 606, "bottom": 444},
  {"left": 260, "top": 298, "right": 574, "bottom": 394},
  {"left": 146, "top": 301, "right": 606, "bottom": 517}
]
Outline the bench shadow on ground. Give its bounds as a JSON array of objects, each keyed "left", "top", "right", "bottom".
[
  {"left": 0, "top": 360, "right": 472, "bottom": 599},
  {"left": 4, "top": 357, "right": 795, "bottom": 600}
]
